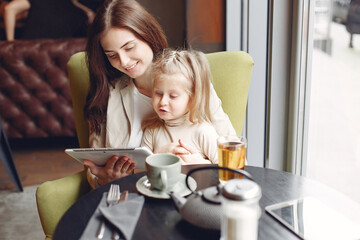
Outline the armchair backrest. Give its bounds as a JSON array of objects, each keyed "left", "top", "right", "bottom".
[
  {"left": 67, "top": 51, "right": 254, "bottom": 147},
  {"left": 67, "top": 52, "right": 90, "bottom": 148},
  {"left": 206, "top": 51, "right": 253, "bottom": 135}
]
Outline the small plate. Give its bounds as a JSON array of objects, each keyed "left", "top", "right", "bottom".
[{"left": 136, "top": 174, "right": 197, "bottom": 199}]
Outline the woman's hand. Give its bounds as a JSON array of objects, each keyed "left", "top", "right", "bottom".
[{"left": 83, "top": 155, "right": 136, "bottom": 186}]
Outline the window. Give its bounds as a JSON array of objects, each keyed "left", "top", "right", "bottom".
[
  {"left": 306, "top": 0, "right": 360, "bottom": 203},
  {"left": 226, "top": 0, "right": 360, "bottom": 204}
]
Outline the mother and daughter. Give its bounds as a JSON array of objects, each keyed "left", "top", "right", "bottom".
[{"left": 83, "top": 0, "right": 236, "bottom": 188}]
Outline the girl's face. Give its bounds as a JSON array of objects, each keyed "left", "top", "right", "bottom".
[
  {"left": 100, "top": 27, "right": 154, "bottom": 79},
  {"left": 152, "top": 73, "right": 191, "bottom": 121}
]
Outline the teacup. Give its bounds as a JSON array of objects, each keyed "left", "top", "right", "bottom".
[{"left": 145, "top": 153, "right": 181, "bottom": 192}]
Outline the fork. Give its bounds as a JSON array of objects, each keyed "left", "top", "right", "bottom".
[
  {"left": 111, "top": 190, "right": 128, "bottom": 240},
  {"left": 96, "top": 184, "right": 120, "bottom": 239}
]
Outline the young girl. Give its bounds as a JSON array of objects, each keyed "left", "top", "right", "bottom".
[{"left": 141, "top": 49, "right": 219, "bottom": 164}]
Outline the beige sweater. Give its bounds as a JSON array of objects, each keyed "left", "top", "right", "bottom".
[{"left": 141, "top": 114, "right": 219, "bottom": 164}]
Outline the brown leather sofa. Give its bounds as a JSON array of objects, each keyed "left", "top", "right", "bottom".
[{"left": 0, "top": 38, "right": 86, "bottom": 139}]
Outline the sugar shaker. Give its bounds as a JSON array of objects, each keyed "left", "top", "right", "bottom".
[{"left": 220, "top": 178, "right": 262, "bottom": 240}]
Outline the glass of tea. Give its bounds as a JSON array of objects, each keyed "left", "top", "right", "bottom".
[{"left": 217, "top": 136, "right": 247, "bottom": 184}]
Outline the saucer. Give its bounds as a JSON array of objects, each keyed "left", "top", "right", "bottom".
[{"left": 136, "top": 174, "right": 197, "bottom": 199}]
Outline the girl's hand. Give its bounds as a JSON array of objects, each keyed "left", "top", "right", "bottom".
[
  {"left": 178, "top": 153, "right": 211, "bottom": 164},
  {"left": 178, "top": 139, "right": 197, "bottom": 154},
  {"left": 157, "top": 142, "right": 190, "bottom": 155},
  {"left": 156, "top": 139, "right": 211, "bottom": 164},
  {"left": 83, "top": 155, "right": 136, "bottom": 186},
  {"left": 177, "top": 139, "right": 211, "bottom": 164}
]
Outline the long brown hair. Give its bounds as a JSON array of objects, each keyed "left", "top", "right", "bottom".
[
  {"left": 85, "top": 0, "right": 168, "bottom": 134},
  {"left": 142, "top": 49, "right": 212, "bottom": 130}
]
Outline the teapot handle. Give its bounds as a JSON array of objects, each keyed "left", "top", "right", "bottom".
[{"left": 185, "top": 166, "right": 254, "bottom": 194}]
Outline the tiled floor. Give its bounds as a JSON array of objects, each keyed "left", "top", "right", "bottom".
[
  {"left": 0, "top": 185, "right": 43, "bottom": 240},
  {"left": 0, "top": 138, "right": 83, "bottom": 240},
  {"left": 306, "top": 22, "right": 360, "bottom": 203}
]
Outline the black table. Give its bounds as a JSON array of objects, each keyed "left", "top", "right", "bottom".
[{"left": 54, "top": 165, "right": 360, "bottom": 240}]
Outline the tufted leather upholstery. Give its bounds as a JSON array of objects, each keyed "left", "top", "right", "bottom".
[{"left": 0, "top": 38, "right": 86, "bottom": 138}]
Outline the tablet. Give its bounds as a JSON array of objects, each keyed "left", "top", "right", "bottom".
[
  {"left": 65, "top": 147, "right": 152, "bottom": 169},
  {"left": 265, "top": 197, "right": 360, "bottom": 240}
]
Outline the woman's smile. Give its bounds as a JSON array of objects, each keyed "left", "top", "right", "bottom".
[{"left": 124, "top": 61, "right": 138, "bottom": 72}]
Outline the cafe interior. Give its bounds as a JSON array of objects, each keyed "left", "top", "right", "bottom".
[{"left": 1, "top": 0, "right": 360, "bottom": 239}]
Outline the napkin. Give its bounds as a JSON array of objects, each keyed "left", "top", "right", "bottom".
[{"left": 80, "top": 192, "right": 145, "bottom": 240}]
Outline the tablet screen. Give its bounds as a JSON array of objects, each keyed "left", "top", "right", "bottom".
[{"left": 265, "top": 197, "right": 360, "bottom": 240}]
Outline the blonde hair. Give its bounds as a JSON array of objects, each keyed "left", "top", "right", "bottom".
[{"left": 142, "top": 49, "right": 212, "bottom": 130}]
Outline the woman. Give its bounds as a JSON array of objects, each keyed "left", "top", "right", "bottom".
[{"left": 83, "top": 0, "right": 236, "bottom": 188}]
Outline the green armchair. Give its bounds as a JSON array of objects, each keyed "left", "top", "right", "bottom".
[
  {"left": 35, "top": 52, "right": 91, "bottom": 240},
  {"left": 35, "top": 51, "right": 253, "bottom": 239}
]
